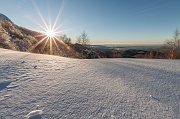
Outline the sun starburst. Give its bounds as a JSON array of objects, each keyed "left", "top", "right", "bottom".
[
  {"left": 30, "top": 0, "right": 73, "bottom": 55},
  {"left": 46, "top": 30, "right": 56, "bottom": 38}
]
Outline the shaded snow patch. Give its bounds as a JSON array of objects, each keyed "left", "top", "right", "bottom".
[{"left": 0, "top": 82, "right": 11, "bottom": 90}]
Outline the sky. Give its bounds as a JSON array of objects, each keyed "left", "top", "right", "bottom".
[{"left": 0, "top": 0, "right": 180, "bottom": 45}]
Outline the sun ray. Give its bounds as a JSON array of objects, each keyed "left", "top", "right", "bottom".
[
  {"left": 30, "top": 0, "right": 76, "bottom": 55},
  {"left": 54, "top": 36, "right": 64, "bottom": 44},
  {"left": 52, "top": 37, "right": 61, "bottom": 53},
  {"left": 55, "top": 27, "right": 78, "bottom": 33},
  {"left": 31, "top": 36, "right": 48, "bottom": 50},
  {"left": 48, "top": 15, "right": 52, "bottom": 31},
  {"left": 49, "top": 37, "right": 53, "bottom": 54},
  {"left": 32, "top": 1, "right": 49, "bottom": 30},
  {"left": 52, "top": 0, "right": 67, "bottom": 30},
  {"left": 54, "top": 36, "right": 70, "bottom": 49},
  {"left": 34, "top": 34, "right": 46, "bottom": 38},
  {"left": 47, "top": 2, "right": 52, "bottom": 31},
  {"left": 53, "top": 14, "right": 75, "bottom": 32},
  {"left": 42, "top": 38, "right": 49, "bottom": 51},
  {"left": 26, "top": 16, "right": 47, "bottom": 31}
]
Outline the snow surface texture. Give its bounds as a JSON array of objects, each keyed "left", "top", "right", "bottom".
[{"left": 0, "top": 48, "right": 179, "bottom": 119}]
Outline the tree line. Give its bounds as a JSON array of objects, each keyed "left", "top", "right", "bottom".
[{"left": 145, "top": 29, "right": 180, "bottom": 59}]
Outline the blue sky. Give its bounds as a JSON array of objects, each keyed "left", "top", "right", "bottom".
[{"left": 1, "top": 0, "right": 180, "bottom": 44}]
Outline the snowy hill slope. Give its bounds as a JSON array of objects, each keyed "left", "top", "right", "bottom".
[
  {"left": 0, "top": 48, "right": 179, "bottom": 119},
  {"left": 0, "top": 13, "right": 81, "bottom": 58}
]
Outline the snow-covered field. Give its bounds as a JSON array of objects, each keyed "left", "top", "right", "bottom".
[{"left": 0, "top": 48, "right": 179, "bottom": 119}]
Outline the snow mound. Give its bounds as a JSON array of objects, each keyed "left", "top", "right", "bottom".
[{"left": 25, "top": 110, "right": 42, "bottom": 119}]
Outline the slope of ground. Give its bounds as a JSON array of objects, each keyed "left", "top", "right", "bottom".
[{"left": 0, "top": 48, "right": 179, "bottom": 119}]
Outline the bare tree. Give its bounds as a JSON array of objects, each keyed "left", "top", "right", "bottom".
[
  {"left": 64, "top": 37, "right": 71, "bottom": 44},
  {"left": 62, "top": 34, "right": 67, "bottom": 42},
  {"left": 76, "top": 36, "right": 81, "bottom": 44},
  {"left": 81, "top": 31, "right": 89, "bottom": 46},
  {"left": 164, "top": 29, "right": 180, "bottom": 59},
  {"left": 76, "top": 31, "right": 89, "bottom": 46},
  {"left": 76, "top": 31, "right": 90, "bottom": 58}
]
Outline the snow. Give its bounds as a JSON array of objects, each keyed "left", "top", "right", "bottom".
[
  {"left": 0, "top": 48, "right": 179, "bottom": 119},
  {"left": 25, "top": 110, "right": 42, "bottom": 119}
]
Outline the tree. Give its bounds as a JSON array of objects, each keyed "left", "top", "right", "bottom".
[
  {"left": 76, "top": 36, "right": 81, "bottom": 44},
  {"left": 164, "top": 29, "right": 180, "bottom": 59},
  {"left": 61, "top": 34, "right": 67, "bottom": 42},
  {"left": 64, "top": 37, "right": 71, "bottom": 44},
  {"left": 76, "top": 31, "right": 89, "bottom": 46},
  {"left": 155, "top": 50, "right": 159, "bottom": 59},
  {"left": 144, "top": 49, "right": 154, "bottom": 58},
  {"left": 76, "top": 31, "right": 90, "bottom": 58}
]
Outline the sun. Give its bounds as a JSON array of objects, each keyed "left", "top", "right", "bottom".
[
  {"left": 31, "top": 0, "right": 72, "bottom": 55},
  {"left": 46, "top": 30, "right": 56, "bottom": 38}
]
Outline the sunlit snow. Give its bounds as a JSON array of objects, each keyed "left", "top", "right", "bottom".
[{"left": 0, "top": 48, "right": 179, "bottom": 119}]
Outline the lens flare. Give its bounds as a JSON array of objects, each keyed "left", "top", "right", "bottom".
[{"left": 30, "top": 0, "right": 76, "bottom": 55}]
